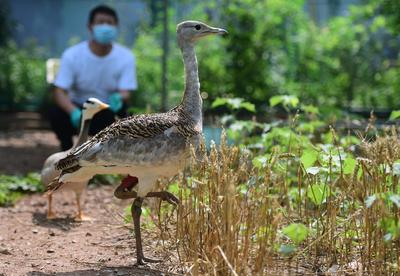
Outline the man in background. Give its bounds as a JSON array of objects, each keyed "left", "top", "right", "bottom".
[{"left": 49, "top": 4, "right": 137, "bottom": 150}]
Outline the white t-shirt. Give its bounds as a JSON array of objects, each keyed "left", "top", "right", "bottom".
[{"left": 54, "top": 41, "right": 137, "bottom": 105}]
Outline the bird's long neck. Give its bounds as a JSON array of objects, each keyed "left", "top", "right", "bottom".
[
  {"left": 74, "top": 119, "right": 91, "bottom": 148},
  {"left": 180, "top": 42, "right": 202, "bottom": 126}
]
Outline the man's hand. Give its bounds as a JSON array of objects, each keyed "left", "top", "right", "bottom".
[
  {"left": 70, "top": 107, "right": 82, "bottom": 129},
  {"left": 109, "top": 92, "right": 123, "bottom": 113}
]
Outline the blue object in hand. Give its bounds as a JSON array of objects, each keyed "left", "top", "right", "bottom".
[
  {"left": 70, "top": 107, "right": 82, "bottom": 129},
  {"left": 109, "top": 92, "right": 123, "bottom": 113}
]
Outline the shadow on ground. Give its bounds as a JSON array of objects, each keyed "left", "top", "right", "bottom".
[
  {"left": 27, "top": 265, "right": 175, "bottom": 276},
  {"left": 32, "top": 211, "right": 81, "bottom": 231}
]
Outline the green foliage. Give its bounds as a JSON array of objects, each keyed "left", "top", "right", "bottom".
[
  {"left": 131, "top": 31, "right": 163, "bottom": 111},
  {"left": 282, "top": 223, "right": 309, "bottom": 244},
  {"left": 307, "top": 183, "right": 331, "bottom": 206},
  {"left": 2, "top": 0, "right": 400, "bottom": 112},
  {"left": 300, "top": 148, "right": 319, "bottom": 169},
  {"left": 381, "top": 0, "right": 400, "bottom": 34},
  {"left": 0, "top": 42, "right": 46, "bottom": 111},
  {"left": 389, "top": 110, "right": 400, "bottom": 120},
  {"left": 228, "top": 0, "right": 400, "bottom": 108},
  {"left": 211, "top": 97, "right": 255, "bottom": 112},
  {"left": 89, "top": 174, "right": 122, "bottom": 186},
  {"left": 364, "top": 190, "right": 400, "bottom": 242},
  {"left": 252, "top": 154, "right": 269, "bottom": 169},
  {"left": 343, "top": 156, "right": 356, "bottom": 174},
  {"left": 269, "top": 95, "right": 299, "bottom": 109},
  {"left": 0, "top": 173, "right": 43, "bottom": 206}
]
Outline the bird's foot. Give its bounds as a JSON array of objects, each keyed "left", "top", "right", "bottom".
[
  {"left": 74, "top": 214, "right": 92, "bottom": 222},
  {"left": 158, "top": 191, "right": 180, "bottom": 205},
  {"left": 46, "top": 211, "right": 57, "bottom": 220},
  {"left": 136, "top": 255, "right": 162, "bottom": 265}
]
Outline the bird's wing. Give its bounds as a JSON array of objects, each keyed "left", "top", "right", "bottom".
[
  {"left": 80, "top": 129, "right": 188, "bottom": 167},
  {"left": 55, "top": 112, "right": 185, "bottom": 172}
]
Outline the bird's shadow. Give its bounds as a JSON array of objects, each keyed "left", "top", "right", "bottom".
[
  {"left": 32, "top": 212, "right": 80, "bottom": 232},
  {"left": 27, "top": 265, "right": 177, "bottom": 276}
]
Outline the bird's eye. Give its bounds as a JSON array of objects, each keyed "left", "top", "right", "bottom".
[{"left": 195, "top": 24, "right": 201, "bottom": 30}]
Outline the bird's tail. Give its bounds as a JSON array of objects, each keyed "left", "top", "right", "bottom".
[{"left": 44, "top": 176, "right": 63, "bottom": 196}]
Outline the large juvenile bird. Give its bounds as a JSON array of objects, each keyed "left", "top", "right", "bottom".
[
  {"left": 41, "top": 98, "right": 109, "bottom": 221},
  {"left": 46, "top": 21, "right": 227, "bottom": 264}
]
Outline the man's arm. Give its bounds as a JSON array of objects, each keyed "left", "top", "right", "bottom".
[{"left": 53, "top": 87, "right": 78, "bottom": 114}]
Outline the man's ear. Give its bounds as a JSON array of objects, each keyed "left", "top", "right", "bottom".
[{"left": 87, "top": 24, "right": 93, "bottom": 32}]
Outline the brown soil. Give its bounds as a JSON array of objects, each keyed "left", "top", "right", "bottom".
[
  {"left": 0, "top": 130, "right": 59, "bottom": 175},
  {"left": 0, "top": 131, "right": 182, "bottom": 275}
]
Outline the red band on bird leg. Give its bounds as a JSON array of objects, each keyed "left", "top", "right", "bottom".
[{"left": 120, "top": 175, "right": 139, "bottom": 191}]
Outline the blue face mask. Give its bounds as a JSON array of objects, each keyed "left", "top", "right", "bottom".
[{"left": 92, "top": 24, "right": 118, "bottom": 45}]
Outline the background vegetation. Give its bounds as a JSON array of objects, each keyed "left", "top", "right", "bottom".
[
  {"left": 133, "top": 0, "right": 400, "bottom": 114},
  {"left": 0, "top": 0, "right": 399, "bottom": 114}
]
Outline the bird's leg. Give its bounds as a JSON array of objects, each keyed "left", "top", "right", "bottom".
[
  {"left": 132, "top": 197, "right": 162, "bottom": 265},
  {"left": 114, "top": 175, "right": 139, "bottom": 199},
  {"left": 46, "top": 194, "right": 56, "bottom": 219},
  {"left": 146, "top": 191, "right": 180, "bottom": 205},
  {"left": 74, "top": 192, "right": 91, "bottom": 222}
]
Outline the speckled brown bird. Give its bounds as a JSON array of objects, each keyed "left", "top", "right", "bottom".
[{"left": 46, "top": 20, "right": 227, "bottom": 265}]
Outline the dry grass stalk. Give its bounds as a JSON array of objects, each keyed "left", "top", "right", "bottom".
[{"left": 160, "top": 129, "right": 400, "bottom": 274}]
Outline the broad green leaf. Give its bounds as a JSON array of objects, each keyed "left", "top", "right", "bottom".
[
  {"left": 301, "top": 148, "right": 318, "bottom": 168},
  {"left": 211, "top": 97, "right": 229, "bottom": 108},
  {"left": 282, "top": 223, "right": 309, "bottom": 244},
  {"left": 307, "top": 183, "right": 330, "bottom": 205},
  {"left": 239, "top": 102, "right": 256, "bottom": 112},
  {"left": 343, "top": 156, "right": 356, "bottom": 174},
  {"left": 270, "top": 95, "right": 300, "bottom": 108},
  {"left": 389, "top": 110, "right": 400, "bottom": 120},
  {"left": 269, "top": 95, "right": 284, "bottom": 107},
  {"left": 288, "top": 96, "right": 299, "bottom": 108},
  {"left": 365, "top": 194, "right": 377, "bottom": 208}
]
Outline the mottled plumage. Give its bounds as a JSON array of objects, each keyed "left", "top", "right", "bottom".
[
  {"left": 48, "top": 105, "right": 202, "bottom": 196},
  {"left": 45, "top": 20, "right": 227, "bottom": 265},
  {"left": 57, "top": 106, "right": 199, "bottom": 170}
]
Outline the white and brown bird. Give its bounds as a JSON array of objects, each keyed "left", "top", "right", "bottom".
[
  {"left": 46, "top": 21, "right": 227, "bottom": 264},
  {"left": 41, "top": 98, "right": 109, "bottom": 221}
]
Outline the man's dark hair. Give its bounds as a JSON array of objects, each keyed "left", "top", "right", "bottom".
[{"left": 88, "top": 5, "right": 119, "bottom": 25}]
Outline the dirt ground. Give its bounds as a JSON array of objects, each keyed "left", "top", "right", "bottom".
[
  {"left": 0, "top": 130, "right": 182, "bottom": 275},
  {"left": 0, "top": 130, "right": 59, "bottom": 175}
]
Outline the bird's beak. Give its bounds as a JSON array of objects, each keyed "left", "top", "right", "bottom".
[
  {"left": 100, "top": 103, "right": 109, "bottom": 110},
  {"left": 207, "top": 26, "right": 228, "bottom": 35}
]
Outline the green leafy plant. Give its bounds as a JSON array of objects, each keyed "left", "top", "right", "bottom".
[
  {"left": 282, "top": 223, "right": 309, "bottom": 244},
  {"left": 0, "top": 173, "right": 43, "bottom": 206}
]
